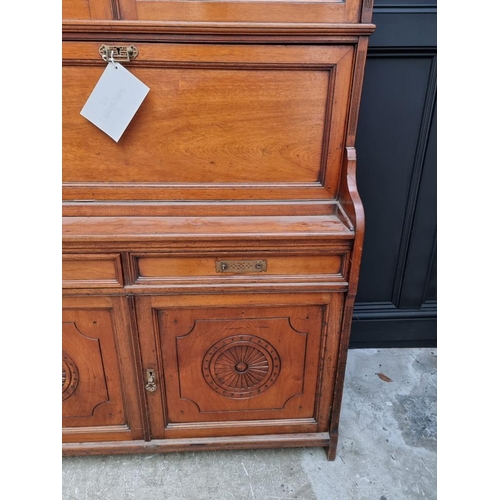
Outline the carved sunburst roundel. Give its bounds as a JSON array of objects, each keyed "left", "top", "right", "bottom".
[
  {"left": 62, "top": 351, "right": 79, "bottom": 401},
  {"left": 202, "top": 335, "right": 281, "bottom": 398}
]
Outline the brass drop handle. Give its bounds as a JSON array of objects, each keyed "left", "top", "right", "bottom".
[{"left": 145, "top": 369, "right": 157, "bottom": 392}]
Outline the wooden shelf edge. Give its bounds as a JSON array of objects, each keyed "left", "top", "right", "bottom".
[{"left": 62, "top": 215, "right": 356, "bottom": 244}]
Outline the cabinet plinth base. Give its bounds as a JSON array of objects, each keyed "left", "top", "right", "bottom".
[{"left": 62, "top": 432, "right": 332, "bottom": 458}]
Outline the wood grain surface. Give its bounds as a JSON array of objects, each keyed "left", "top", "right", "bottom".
[{"left": 61, "top": 0, "right": 374, "bottom": 460}]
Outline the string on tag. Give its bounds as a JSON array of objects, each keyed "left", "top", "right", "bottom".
[
  {"left": 109, "top": 50, "right": 118, "bottom": 69},
  {"left": 101, "top": 49, "right": 118, "bottom": 69}
]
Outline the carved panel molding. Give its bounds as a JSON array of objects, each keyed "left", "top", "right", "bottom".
[
  {"left": 62, "top": 351, "right": 79, "bottom": 401},
  {"left": 202, "top": 334, "right": 281, "bottom": 399}
]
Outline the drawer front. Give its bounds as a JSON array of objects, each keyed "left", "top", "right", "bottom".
[
  {"left": 132, "top": 254, "right": 347, "bottom": 283},
  {"left": 63, "top": 254, "right": 123, "bottom": 288}
]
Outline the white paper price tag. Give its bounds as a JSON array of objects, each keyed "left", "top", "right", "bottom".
[{"left": 80, "top": 62, "right": 150, "bottom": 142}]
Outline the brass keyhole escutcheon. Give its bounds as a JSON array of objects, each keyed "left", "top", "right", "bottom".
[{"left": 145, "top": 369, "right": 157, "bottom": 392}]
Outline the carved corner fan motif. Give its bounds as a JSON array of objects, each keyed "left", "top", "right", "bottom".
[
  {"left": 62, "top": 351, "right": 79, "bottom": 401},
  {"left": 202, "top": 335, "right": 281, "bottom": 398}
]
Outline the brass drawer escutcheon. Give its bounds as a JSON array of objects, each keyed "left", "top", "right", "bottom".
[
  {"left": 99, "top": 45, "right": 138, "bottom": 63},
  {"left": 215, "top": 260, "right": 267, "bottom": 273}
]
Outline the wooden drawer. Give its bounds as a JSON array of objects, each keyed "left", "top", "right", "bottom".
[
  {"left": 132, "top": 253, "right": 347, "bottom": 284},
  {"left": 63, "top": 254, "right": 123, "bottom": 288}
]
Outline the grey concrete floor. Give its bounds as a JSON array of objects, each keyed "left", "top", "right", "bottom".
[{"left": 62, "top": 347, "right": 437, "bottom": 500}]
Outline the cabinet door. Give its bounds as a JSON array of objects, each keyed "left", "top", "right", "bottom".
[
  {"left": 137, "top": 293, "right": 344, "bottom": 439},
  {"left": 62, "top": 296, "right": 144, "bottom": 443}
]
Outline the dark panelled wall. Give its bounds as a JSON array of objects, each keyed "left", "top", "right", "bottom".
[{"left": 351, "top": 0, "right": 437, "bottom": 347}]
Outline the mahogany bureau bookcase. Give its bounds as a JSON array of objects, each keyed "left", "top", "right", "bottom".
[{"left": 62, "top": 0, "right": 375, "bottom": 460}]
